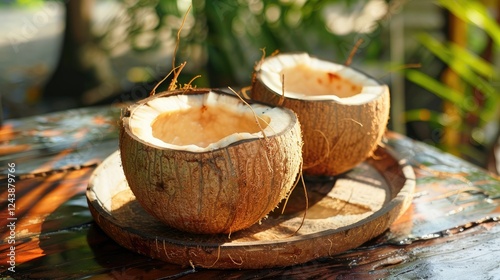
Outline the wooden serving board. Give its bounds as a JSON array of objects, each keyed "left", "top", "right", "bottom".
[{"left": 86, "top": 146, "right": 415, "bottom": 269}]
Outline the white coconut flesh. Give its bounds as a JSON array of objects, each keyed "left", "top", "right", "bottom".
[
  {"left": 128, "top": 91, "right": 292, "bottom": 152},
  {"left": 258, "top": 53, "right": 384, "bottom": 104}
]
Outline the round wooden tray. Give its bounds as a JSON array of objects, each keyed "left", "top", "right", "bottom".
[{"left": 86, "top": 146, "right": 415, "bottom": 269}]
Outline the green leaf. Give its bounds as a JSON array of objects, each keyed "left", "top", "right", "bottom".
[
  {"left": 439, "top": 0, "right": 500, "bottom": 46},
  {"left": 417, "top": 33, "right": 497, "bottom": 97},
  {"left": 447, "top": 42, "right": 496, "bottom": 79},
  {"left": 404, "top": 109, "right": 445, "bottom": 125},
  {"left": 416, "top": 33, "right": 499, "bottom": 125},
  {"left": 405, "top": 69, "right": 467, "bottom": 111}
]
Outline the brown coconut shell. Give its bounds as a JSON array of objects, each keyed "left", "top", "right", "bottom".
[
  {"left": 119, "top": 88, "right": 303, "bottom": 234},
  {"left": 251, "top": 53, "right": 390, "bottom": 176}
]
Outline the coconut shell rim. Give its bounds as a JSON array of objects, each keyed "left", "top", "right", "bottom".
[
  {"left": 252, "top": 76, "right": 390, "bottom": 105},
  {"left": 120, "top": 88, "right": 301, "bottom": 154},
  {"left": 253, "top": 52, "right": 389, "bottom": 104}
]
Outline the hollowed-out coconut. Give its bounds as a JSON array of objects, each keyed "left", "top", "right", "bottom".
[
  {"left": 119, "top": 88, "right": 302, "bottom": 234},
  {"left": 251, "top": 53, "right": 390, "bottom": 176}
]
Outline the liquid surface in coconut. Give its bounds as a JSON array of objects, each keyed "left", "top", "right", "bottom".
[
  {"left": 151, "top": 105, "right": 270, "bottom": 148},
  {"left": 281, "top": 64, "right": 362, "bottom": 98}
]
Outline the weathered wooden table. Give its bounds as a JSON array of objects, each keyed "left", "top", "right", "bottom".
[{"left": 1, "top": 104, "right": 499, "bottom": 279}]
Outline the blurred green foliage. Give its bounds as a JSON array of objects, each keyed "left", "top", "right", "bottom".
[
  {"left": 0, "top": 0, "right": 44, "bottom": 6},
  {"left": 405, "top": 0, "right": 499, "bottom": 166},
  {"left": 104, "top": 0, "right": 390, "bottom": 87}
]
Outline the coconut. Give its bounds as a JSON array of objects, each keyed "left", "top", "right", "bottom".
[
  {"left": 119, "top": 88, "right": 302, "bottom": 234},
  {"left": 251, "top": 53, "right": 390, "bottom": 176}
]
